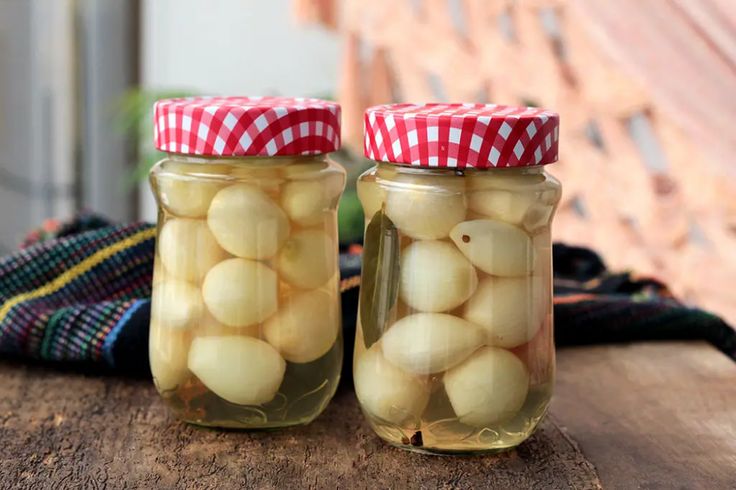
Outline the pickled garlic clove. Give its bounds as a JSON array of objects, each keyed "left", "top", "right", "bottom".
[
  {"left": 384, "top": 176, "right": 466, "bottom": 240},
  {"left": 263, "top": 289, "right": 339, "bottom": 363},
  {"left": 195, "top": 311, "right": 261, "bottom": 338},
  {"left": 207, "top": 183, "right": 290, "bottom": 259},
  {"left": 399, "top": 240, "right": 478, "bottom": 312},
  {"left": 280, "top": 174, "right": 344, "bottom": 226},
  {"left": 158, "top": 218, "right": 227, "bottom": 283},
  {"left": 444, "top": 346, "right": 529, "bottom": 426},
  {"left": 467, "top": 189, "right": 535, "bottom": 226},
  {"left": 356, "top": 177, "right": 386, "bottom": 221},
  {"left": 202, "top": 258, "right": 278, "bottom": 327},
  {"left": 157, "top": 162, "right": 230, "bottom": 218},
  {"left": 521, "top": 188, "right": 561, "bottom": 232},
  {"left": 276, "top": 230, "right": 336, "bottom": 289},
  {"left": 353, "top": 344, "right": 429, "bottom": 426},
  {"left": 281, "top": 160, "right": 329, "bottom": 180},
  {"left": 381, "top": 313, "right": 485, "bottom": 374},
  {"left": 150, "top": 279, "right": 204, "bottom": 330},
  {"left": 463, "top": 276, "right": 547, "bottom": 348},
  {"left": 449, "top": 219, "right": 534, "bottom": 276},
  {"left": 149, "top": 322, "right": 191, "bottom": 392},
  {"left": 187, "top": 336, "right": 286, "bottom": 406},
  {"left": 466, "top": 171, "right": 545, "bottom": 191}
]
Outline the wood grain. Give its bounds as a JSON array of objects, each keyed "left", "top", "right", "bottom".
[
  {"left": 2, "top": 342, "right": 733, "bottom": 488},
  {"left": 553, "top": 341, "right": 736, "bottom": 489},
  {"left": 0, "top": 361, "right": 600, "bottom": 489}
]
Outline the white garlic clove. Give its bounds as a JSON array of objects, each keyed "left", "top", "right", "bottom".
[
  {"left": 188, "top": 336, "right": 286, "bottom": 405},
  {"left": 356, "top": 177, "right": 386, "bottom": 221},
  {"left": 381, "top": 313, "right": 485, "bottom": 374},
  {"left": 466, "top": 171, "right": 545, "bottom": 191},
  {"left": 228, "top": 164, "right": 283, "bottom": 180},
  {"left": 353, "top": 344, "right": 429, "bottom": 425},
  {"left": 281, "top": 174, "right": 344, "bottom": 226},
  {"left": 276, "top": 230, "right": 336, "bottom": 289},
  {"left": 522, "top": 188, "right": 560, "bottom": 232},
  {"left": 150, "top": 279, "right": 204, "bottom": 330},
  {"left": 228, "top": 165, "right": 284, "bottom": 197},
  {"left": 449, "top": 219, "right": 534, "bottom": 276},
  {"left": 202, "top": 258, "right": 278, "bottom": 327},
  {"left": 463, "top": 276, "right": 548, "bottom": 348},
  {"left": 207, "top": 183, "right": 290, "bottom": 259},
  {"left": 281, "top": 160, "right": 329, "bottom": 180},
  {"left": 468, "top": 189, "right": 535, "bottom": 226},
  {"left": 444, "top": 346, "right": 529, "bottom": 426},
  {"left": 384, "top": 175, "right": 466, "bottom": 239},
  {"left": 158, "top": 219, "right": 227, "bottom": 283},
  {"left": 158, "top": 162, "right": 230, "bottom": 218},
  {"left": 263, "top": 289, "right": 339, "bottom": 363},
  {"left": 399, "top": 240, "right": 478, "bottom": 312},
  {"left": 149, "top": 322, "right": 191, "bottom": 392},
  {"left": 195, "top": 311, "right": 261, "bottom": 338}
]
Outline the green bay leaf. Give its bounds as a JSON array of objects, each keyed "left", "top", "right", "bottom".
[{"left": 359, "top": 210, "right": 400, "bottom": 350}]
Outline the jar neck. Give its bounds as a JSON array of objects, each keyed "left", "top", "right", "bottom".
[
  {"left": 166, "top": 153, "right": 330, "bottom": 166},
  {"left": 377, "top": 161, "right": 546, "bottom": 177}
]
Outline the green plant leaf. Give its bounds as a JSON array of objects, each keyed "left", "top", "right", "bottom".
[{"left": 359, "top": 210, "right": 400, "bottom": 349}]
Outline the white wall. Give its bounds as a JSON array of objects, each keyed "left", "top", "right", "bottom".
[
  {"left": 141, "top": 0, "right": 341, "bottom": 96},
  {"left": 139, "top": 0, "right": 341, "bottom": 219}
]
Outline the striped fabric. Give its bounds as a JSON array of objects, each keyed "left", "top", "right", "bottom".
[
  {"left": 0, "top": 215, "right": 733, "bottom": 377},
  {"left": 0, "top": 215, "right": 155, "bottom": 372}
]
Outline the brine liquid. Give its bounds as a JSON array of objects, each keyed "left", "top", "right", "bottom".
[{"left": 160, "top": 339, "right": 342, "bottom": 429}]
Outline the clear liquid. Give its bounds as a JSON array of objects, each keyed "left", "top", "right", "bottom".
[{"left": 161, "top": 338, "right": 342, "bottom": 429}]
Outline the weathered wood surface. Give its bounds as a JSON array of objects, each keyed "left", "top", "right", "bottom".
[
  {"left": 0, "top": 366, "right": 599, "bottom": 490},
  {"left": 553, "top": 341, "right": 736, "bottom": 490},
  {"left": 0, "top": 342, "right": 733, "bottom": 489}
]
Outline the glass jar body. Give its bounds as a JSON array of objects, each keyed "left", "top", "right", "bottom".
[
  {"left": 148, "top": 154, "right": 345, "bottom": 428},
  {"left": 354, "top": 162, "right": 561, "bottom": 454}
]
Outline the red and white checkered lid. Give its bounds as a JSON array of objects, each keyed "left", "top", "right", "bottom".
[
  {"left": 364, "top": 103, "right": 559, "bottom": 168},
  {"left": 154, "top": 96, "right": 341, "bottom": 156}
]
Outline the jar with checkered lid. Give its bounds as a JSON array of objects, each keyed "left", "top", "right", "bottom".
[
  {"left": 354, "top": 103, "right": 562, "bottom": 454},
  {"left": 148, "top": 96, "right": 345, "bottom": 429}
]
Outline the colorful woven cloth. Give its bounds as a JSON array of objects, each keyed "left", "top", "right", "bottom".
[{"left": 0, "top": 214, "right": 733, "bottom": 377}]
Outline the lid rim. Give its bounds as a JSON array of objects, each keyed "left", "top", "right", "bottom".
[
  {"left": 363, "top": 102, "right": 559, "bottom": 169},
  {"left": 154, "top": 96, "right": 341, "bottom": 157}
]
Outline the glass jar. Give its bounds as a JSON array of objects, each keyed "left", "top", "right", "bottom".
[
  {"left": 148, "top": 97, "right": 345, "bottom": 428},
  {"left": 354, "top": 103, "right": 562, "bottom": 454}
]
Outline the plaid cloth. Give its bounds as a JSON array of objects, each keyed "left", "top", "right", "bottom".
[{"left": 0, "top": 214, "right": 733, "bottom": 377}]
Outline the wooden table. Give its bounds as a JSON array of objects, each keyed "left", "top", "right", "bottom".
[{"left": 1, "top": 341, "right": 734, "bottom": 489}]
